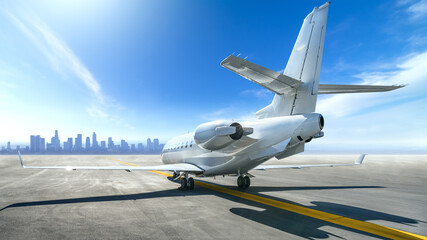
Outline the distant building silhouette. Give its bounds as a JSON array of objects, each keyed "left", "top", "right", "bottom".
[
  {"left": 30, "top": 135, "right": 38, "bottom": 152},
  {"left": 85, "top": 137, "right": 91, "bottom": 150},
  {"left": 147, "top": 138, "right": 153, "bottom": 153},
  {"left": 40, "top": 138, "right": 45, "bottom": 153},
  {"left": 153, "top": 138, "right": 159, "bottom": 153},
  {"left": 92, "top": 132, "right": 98, "bottom": 149},
  {"left": 64, "top": 137, "right": 73, "bottom": 152},
  {"left": 101, "top": 140, "right": 106, "bottom": 149},
  {"left": 120, "top": 140, "right": 129, "bottom": 151},
  {"left": 49, "top": 130, "right": 61, "bottom": 152},
  {"left": 137, "top": 143, "right": 144, "bottom": 153},
  {"left": 74, "top": 134, "right": 82, "bottom": 151},
  {"left": 7, "top": 141, "right": 11, "bottom": 151},
  {"left": 30, "top": 135, "right": 45, "bottom": 153},
  {"left": 108, "top": 137, "right": 114, "bottom": 150}
]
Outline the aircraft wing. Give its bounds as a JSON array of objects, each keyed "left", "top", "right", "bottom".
[
  {"left": 317, "top": 84, "right": 404, "bottom": 94},
  {"left": 221, "top": 55, "right": 302, "bottom": 95},
  {"left": 18, "top": 152, "right": 204, "bottom": 173},
  {"left": 254, "top": 154, "right": 365, "bottom": 170}
]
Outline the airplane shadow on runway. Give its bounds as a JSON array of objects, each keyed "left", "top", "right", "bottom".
[
  {"left": 229, "top": 199, "right": 421, "bottom": 239},
  {"left": 0, "top": 179, "right": 422, "bottom": 239},
  {"left": 222, "top": 185, "right": 420, "bottom": 239}
]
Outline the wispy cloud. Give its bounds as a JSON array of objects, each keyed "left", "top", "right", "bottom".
[
  {"left": 407, "top": 35, "right": 427, "bottom": 46},
  {"left": 4, "top": 10, "right": 135, "bottom": 130},
  {"left": 5, "top": 11, "right": 103, "bottom": 102},
  {"left": 34, "top": 23, "right": 103, "bottom": 102},
  {"left": 317, "top": 51, "right": 427, "bottom": 118},
  {"left": 198, "top": 106, "right": 258, "bottom": 122},
  {"left": 407, "top": 0, "right": 427, "bottom": 19},
  {"left": 240, "top": 89, "right": 273, "bottom": 99}
]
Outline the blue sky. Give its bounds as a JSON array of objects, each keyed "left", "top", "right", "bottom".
[{"left": 0, "top": 0, "right": 426, "bottom": 153}]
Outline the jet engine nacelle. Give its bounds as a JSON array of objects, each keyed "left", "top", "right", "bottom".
[
  {"left": 194, "top": 120, "right": 253, "bottom": 150},
  {"left": 293, "top": 114, "right": 324, "bottom": 142}
]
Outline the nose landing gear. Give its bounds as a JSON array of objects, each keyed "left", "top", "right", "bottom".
[{"left": 237, "top": 175, "right": 250, "bottom": 189}]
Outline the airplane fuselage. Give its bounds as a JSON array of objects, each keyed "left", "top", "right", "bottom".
[{"left": 161, "top": 113, "right": 324, "bottom": 177}]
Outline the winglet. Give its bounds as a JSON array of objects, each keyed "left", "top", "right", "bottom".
[
  {"left": 18, "top": 151, "right": 25, "bottom": 168},
  {"left": 356, "top": 154, "right": 366, "bottom": 165}
]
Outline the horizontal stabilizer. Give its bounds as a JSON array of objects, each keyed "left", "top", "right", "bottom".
[
  {"left": 254, "top": 154, "right": 365, "bottom": 170},
  {"left": 221, "top": 55, "right": 302, "bottom": 95},
  {"left": 318, "top": 84, "right": 405, "bottom": 94}
]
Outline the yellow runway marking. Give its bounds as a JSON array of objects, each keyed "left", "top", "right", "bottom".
[
  {"left": 107, "top": 157, "right": 139, "bottom": 167},
  {"left": 108, "top": 157, "right": 427, "bottom": 240}
]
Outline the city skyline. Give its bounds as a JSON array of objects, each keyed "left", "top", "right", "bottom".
[{"left": 1, "top": 129, "right": 164, "bottom": 154}]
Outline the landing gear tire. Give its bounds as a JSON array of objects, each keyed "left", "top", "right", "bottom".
[
  {"left": 188, "top": 177, "right": 195, "bottom": 190},
  {"left": 237, "top": 176, "right": 244, "bottom": 189},
  {"left": 180, "top": 178, "right": 188, "bottom": 190},
  {"left": 243, "top": 176, "right": 250, "bottom": 189},
  {"left": 237, "top": 175, "right": 250, "bottom": 189}
]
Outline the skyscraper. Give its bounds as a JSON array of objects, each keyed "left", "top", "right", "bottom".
[
  {"left": 63, "top": 142, "right": 69, "bottom": 152},
  {"left": 6, "top": 142, "right": 11, "bottom": 151},
  {"left": 40, "top": 138, "right": 45, "bottom": 153},
  {"left": 49, "top": 130, "right": 60, "bottom": 152},
  {"left": 153, "top": 138, "right": 159, "bottom": 153},
  {"left": 147, "top": 138, "right": 153, "bottom": 153},
  {"left": 120, "top": 140, "right": 129, "bottom": 151},
  {"left": 137, "top": 143, "right": 144, "bottom": 153},
  {"left": 66, "top": 138, "right": 73, "bottom": 152},
  {"left": 108, "top": 137, "right": 114, "bottom": 150},
  {"left": 86, "top": 137, "right": 91, "bottom": 150},
  {"left": 30, "top": 135, "right": 37, "bottom": 153},
  {"left": 92, "top": 132, "right": 98, "bottom": 149},
  {"left": 75, "top": 134, "right": 82, "bottom": 152},
  {"left": 30, "top": 135, "right": 42, "bottom": 153},
  {"left": 101, "top": 141, "right": 106, "bottom": 149}
]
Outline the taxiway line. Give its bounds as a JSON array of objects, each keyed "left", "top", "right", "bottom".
[
  {"left": 107, "top": 157, "right": 139, "bottom": 167},
  {"left": 108, "top": 157, "right": 427, "bottom": 240}
]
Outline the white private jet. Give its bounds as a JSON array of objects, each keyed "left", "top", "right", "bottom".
[{"left": 19, "top": 2, "right": 403, "bottom": 190}]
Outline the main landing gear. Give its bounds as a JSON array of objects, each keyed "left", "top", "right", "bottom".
[
  {"left": 237, "top": 175, "right": 250, "bottom": 189},
  {"left": 178, "top": 172, "right": 195, "bottom": 191}
]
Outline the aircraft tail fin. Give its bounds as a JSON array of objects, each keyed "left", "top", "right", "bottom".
[
  {"left": 222, "top": 2, "right": 403, "bottom": 119},
  {"left": 221, "top": 3, "right": 329, "bottom": 118},
  {"left": 285, "top": 2, "right": 329, "bottom": 114},
  {"left": 256, "top": 2, "right": 331, "bottom": 118}
]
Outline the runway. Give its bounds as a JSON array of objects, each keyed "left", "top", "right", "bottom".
[{"left": 0, "top": 154, "right": 426, "bottom": 239}]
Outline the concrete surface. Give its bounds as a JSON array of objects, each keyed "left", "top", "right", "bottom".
[{"left": 0, "top": 154, "right": 426, "bottom": 239}]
